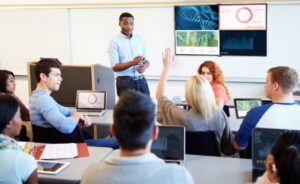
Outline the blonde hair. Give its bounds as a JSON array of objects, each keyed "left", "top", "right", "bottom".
[{"left": 185, "top": 75, "right": 218, "bottom": 120}]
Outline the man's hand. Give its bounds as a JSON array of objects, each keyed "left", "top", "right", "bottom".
[
  {"left": 138, "top": 60, "right": 149, "bottom": 74},
  {"left": 132, "top": 56, "right": 143, "bottom": 65},
  {"left": 81, "top": 115, "right": 92, "bottom": 127}
]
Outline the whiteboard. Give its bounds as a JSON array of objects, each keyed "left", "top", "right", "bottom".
[
  {"left": 69, "top": 4, "right": 300, "bottom": 81},
  {"left": 0, "top": 9, "right": 70, "bottom": 75}
]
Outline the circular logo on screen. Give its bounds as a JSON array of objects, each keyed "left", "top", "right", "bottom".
[
  {"left": 236, "top": 7, "right": 253, "bottom": 23},
  {"left": 88, "top": 94, "right": 97, "bottom": 104}
]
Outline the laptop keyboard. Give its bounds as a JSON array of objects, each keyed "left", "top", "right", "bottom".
[{"left": 81, "top": 112, "right": 100, "bottom": 116}]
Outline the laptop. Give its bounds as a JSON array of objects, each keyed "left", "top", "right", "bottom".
[
  {"left": 151, "top": 125, "right": 185, "bottom": 165},
  {"left": 75, "top": 90, "right": 106, "bottom": 116},
  {"left": 234, "top": 98, "right": 262, "bottom": 119},
  {"left": 251, "top": 128, "right": 286, "bottom": 182}
]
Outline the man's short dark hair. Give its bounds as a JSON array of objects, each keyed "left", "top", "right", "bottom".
[
  {"left": 34, "top": 58, "right": 62, "bottom": 82},
  {"left": 119, "top": 12, "right": 134, "bottom": 22},
  {"left": 113, "top": 90, "right": 155, "bottom": 151}
]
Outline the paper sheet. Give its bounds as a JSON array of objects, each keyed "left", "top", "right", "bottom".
[{"left": 40, "top": 143, "right": 78, "bottom": 159}]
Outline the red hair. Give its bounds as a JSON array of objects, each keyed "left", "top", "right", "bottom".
[{"left": 198, "top": 60, "right": 231, "bottom": 100}]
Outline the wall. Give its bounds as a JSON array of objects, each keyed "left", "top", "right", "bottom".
[{"left": 1, "top": 2, "right": 300, "bottom": 104}]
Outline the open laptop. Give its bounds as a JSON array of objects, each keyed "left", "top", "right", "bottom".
[
  {"left": 251, "top": 128, "right": 286, "bottom": 182},
  {"left": 234, "top": 98, "right": 262, "bottom": 119},
  {"left": 151, "top": 125, "right": 185, "bottom": 165},
  {"left": 75, "top": 90, "right": 106, "bottom": 116}
]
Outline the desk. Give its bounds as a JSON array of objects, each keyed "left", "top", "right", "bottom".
[
  {"left": 90, "top": 109, "right": 114, "bottom": 125},
  {"left": 185, "top": 155, "right": 252, "bottom": 184},
  {"left": 38, "top": 147, "right": 112, "bottom": 184}
]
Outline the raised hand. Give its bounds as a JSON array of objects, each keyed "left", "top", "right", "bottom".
[{"left": 162, "top": 48, "right": 174, "bottom": 72}]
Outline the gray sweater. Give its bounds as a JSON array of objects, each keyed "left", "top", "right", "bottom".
[
  {"left": 81, "top": 152, "right": 194, "bottom": 184},
  {"left": 157, "top": 96, "right": 235, "bottom": 155}
]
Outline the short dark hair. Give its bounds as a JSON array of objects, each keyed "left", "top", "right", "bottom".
[
  {"left": 119, "top": 12, "right": 134, "bottom": 22},
  {"left": 271, "top": 131, "right": 300, "bottom": 184},
  {"left": 0, "top": 70, "right": 15, "bottom": 93},
  {"left": 34, "top": 58, "right": 62, "bottom": 82},
  {"left": 268, "top": 66, "right": 299, "bottom": 93},
  {"left": 0, "top": 94, "right": 19, "bottom": 132},
  {"left": 113, "top": 90, "right": 155, "bottom": 151}
]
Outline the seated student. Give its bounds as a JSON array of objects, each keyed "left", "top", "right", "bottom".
[
  {"left": 234, "top": 66, "right": 300, "bottom": 156},
  {"left": 255, "top": 131, "right": 300, "bottom": 184},
  {"left": 156, "top": 48, "right": 235, "bottom": 155},
  {"left": 0, "top": 69, "right": 30, "bottom": 141},
  {"left": 29, "top": 58, "right": 118, "bottom": 148},
  {"left": 0, "top": 95, "right": 37, "bottom": 184},
  {"left": 81, "top": 90, "right": 194, "bottom": 184},
  {"left": 198, "top": 60, "right": 231, "bottom": 108}
]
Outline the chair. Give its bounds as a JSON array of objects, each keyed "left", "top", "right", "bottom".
[
  {"left": 186, "top": 131, "right": 220, "bottom": 156},
  {"left": 32, "top": 125, "right": 85, "bottom": 143},
  {"left": 223, "top": 105, "right": 230, "bottom": 117}
]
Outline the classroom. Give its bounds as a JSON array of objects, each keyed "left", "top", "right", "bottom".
[{"left": 0, "top": 0, "right": 300, "bottom": 183}]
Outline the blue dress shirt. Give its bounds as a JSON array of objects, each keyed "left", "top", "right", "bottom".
[{"left": 107, "top": 33, "right": 148, "bottom": 77}]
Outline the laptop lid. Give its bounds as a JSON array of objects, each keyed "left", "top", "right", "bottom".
[
  {"left": 75, "top": 90, "right": 106, "bottom": 112},
  {"left": 251, "top": 128, "right": 286, "bottom": 181},
  {"left": 234, "top": 98, "right": 262, "bottom": 119},
  {"left": 151, "top": 125, "right": 185, "bottom": 165}
]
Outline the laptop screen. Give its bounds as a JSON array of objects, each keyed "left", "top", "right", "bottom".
[
  {"left": 151, "top": 126, "right": 185, "bottom": 161},
  {"left": 76, "top": 90, "right": 106, "bottom": 110},
  {"left": 252, "top": 128, "right": 285, "bottom": 170},
  {"left": 234, "top": 98, "right": 262, "bottom": 119}
]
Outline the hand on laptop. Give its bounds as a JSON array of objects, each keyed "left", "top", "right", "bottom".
[{"left": 80, "top": 115, "right": 92, "bottom": 127}]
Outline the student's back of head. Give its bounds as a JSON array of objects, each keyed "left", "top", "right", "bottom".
[
  {"left": 113, "top": 90, "right": 155, "bottom": 151},
  {"left": 185, "top": 75, "right": 218, "bottom": 120},
  {"left": 271, "top": 131, "right": 300, "bottom": 184}
]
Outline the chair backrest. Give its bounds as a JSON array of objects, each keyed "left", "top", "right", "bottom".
[
  {"left": 223, "top": 105, "right": 230, "bottom": 117},
  {"left": 32, "top": 125, "right": 85, "bottom": 143},
  {"left": 186, "top": 131, "right": 220, "bottom": 156}
]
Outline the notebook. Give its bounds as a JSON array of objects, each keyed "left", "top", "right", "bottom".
[
  {"left": 75, "top": 90, "right": 106, "bottom": 116},
  {"left": 251, "top": 128, "right": 285, "bottom": 182},
  {"left": 151, "top": 125, "right": 185, "bottom": 165},
  {"left": 234, "top": 98, "right": 262, "bottom": 119}
]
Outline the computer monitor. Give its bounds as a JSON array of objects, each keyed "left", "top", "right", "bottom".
[
  {"left": 28, "top": 62, "right": 93, "bottom": 107},
  {"left": 234, "top": 98, "right": 262, "bottom": 119}
]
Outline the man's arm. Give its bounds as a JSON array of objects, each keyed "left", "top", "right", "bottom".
[
  {"left": 38, "top": 96, "right": 78, "bottom": 134},
  {"left": 112, "top": 56, "right": 143, "bottom": 72}
]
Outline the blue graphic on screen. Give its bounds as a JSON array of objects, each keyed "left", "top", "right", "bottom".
[
  {"left": 175, "top": 5, "right": 218, "bottom": 30},
  {"left": 220, "top": 31, "right": 266, "bottom": 56}
]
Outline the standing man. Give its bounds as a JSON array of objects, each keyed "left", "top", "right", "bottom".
[{"left": 108, "top": 12, "right": 150, "bottom": 96}]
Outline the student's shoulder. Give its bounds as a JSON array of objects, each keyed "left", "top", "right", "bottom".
[
  {"left": 162, "top": 164, "right": 194, "bottom": 183},
  {"left": 244, "top": 103, "right": 274, "bottom": 121}
]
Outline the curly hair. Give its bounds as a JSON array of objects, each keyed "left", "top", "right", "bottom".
[{"left": 198, "top": 60, "right": 231, "bottom": 100}]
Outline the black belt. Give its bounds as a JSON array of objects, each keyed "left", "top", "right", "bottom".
[{"left": 117, "top": 75, "right": 144, "bottom": 80}]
